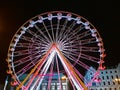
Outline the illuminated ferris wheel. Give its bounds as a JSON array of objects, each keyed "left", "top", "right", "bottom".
[{"left": 6, "top": 11, "right": 106, "bottom": 90}]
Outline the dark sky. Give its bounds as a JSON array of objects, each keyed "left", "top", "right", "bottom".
[{"left": 0, "top": 0, "right": 120, "bottom": 84}]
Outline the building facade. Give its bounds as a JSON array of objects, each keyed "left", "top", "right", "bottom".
[
  {"left": 40, "top": 73, "right": 68, "bottom": 90},
  {"left": 8, "top": 73, "right": 69, "bottom": 90},
  {"left": 85, "top": 63, "right": 120, "bottom": 90}
]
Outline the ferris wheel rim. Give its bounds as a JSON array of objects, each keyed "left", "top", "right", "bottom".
[{"left": 6, "top": 11, "right": 105, "bottom": 89}]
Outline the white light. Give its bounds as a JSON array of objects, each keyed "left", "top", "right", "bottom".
[
  {"left": 96, "top": 38, "right": 102, "bottom": 42},
  {"left": 85, "top": 25, "right": 90, "bottom": 29},
  {"left": 29, "top": 20, "right": 35, "bottom": 25},
  {"left": 76, "top": 17, "right": 81, "bottom": 24},
  {"left": 100, "top": 54, "right": 106, "bottom": 57},
  {"left": 14, "top": 34, "right": 20, "bottom": 38},
  {"left": 98, "top": 48, "right": 105, "bottom": 52},
  {"left": 14, "top": 38, "right": 19, "bottom": 42},
  {"left": 98, "top": 43, "right": 103, "bottom": 46},
  {"left": 38, "top": 16, "right": 43, "bottom": 23},
  {"left": 48, "top": 13, "right": 53, "bottom": 20},
  {"left": 84, "top": 22, "right": 89, "bottom": 26},
  {"left": 57, "top": 12, "right": 62, "bottom": 20},
  {"left": 76, "top": 17, "right": 81, "bottom": 21},
  {"left": 10, "top": 48, "right": 15, "bottom": 51},
  {"left": 91, "top": 29, "right": 97, "bottom": 33},
  {"left": 92, "top": 33, "right": 97, "bottom": 37},
  {"left": 77, "top": 20, "right": 81, "bottom": 24},
  {"left": 20, "top": 30, "right": 25, "bottom": 34},
  {"left": 67, "top": 13, "right": 72, "bottom": 21},
  {"left": 29, "top": 20, "right": 35, "bottom": 27},
  {"left": 6, "top": 58, "right": 12, "bottom": 62},
  {"left": 21, "top": 27, "right": 27, "bottom": 31},
  {"left": 10, "top": 43, "right": 15, "bottom": 47}
]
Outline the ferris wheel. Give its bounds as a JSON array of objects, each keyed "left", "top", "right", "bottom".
[{"left": 6, "top": 11, "right": 106, "bottom": 90}]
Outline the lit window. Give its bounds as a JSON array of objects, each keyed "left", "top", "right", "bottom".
[
  {"left": 51, "top": 86, "right": 55, "bottom": 90},
  {"left": 63, "top": 85, "right": 66, "bottom": 90}
]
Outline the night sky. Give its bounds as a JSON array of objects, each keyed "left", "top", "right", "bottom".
[{"left": 0, "top": 1, "right": 120, "bottom": 84}]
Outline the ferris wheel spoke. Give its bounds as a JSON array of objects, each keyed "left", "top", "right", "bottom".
[
  {"left": 58, "top": 19, "right": 83, "bottom": 43},
  {"left": 62, "top": 25, "right": 84, "bottom": 42},
  {"left": 57, "top": 26, "right": 84, "bottom": 46},
  {"left": 42, "top": 21, "right": 53, "bottom": 42},
  {"left": 80, "top": 53, "right": 100, "bottom": 63},
  {"left": 58, "top": 21, "right": 76, "bottom": 41},
  {"left": 14, "top": 49, "right": 43, "bottom": 63},
  {"left": 62, "top": 42, "right": 80, "bottom": 48},
  {"left": 25, "top": 52, "right": 51, "bottom": 90},
  {"left": 79, "top": 30, "right": 91, "bottom": 39},
  {"left": 32, "top": 36, "right": 50, "bottom": 45},
  {"left": 64, "top": 20, "right": 77, "bottom": 34},
  {"left": 49, "top": 19, "right": 55, "bottom": 42},
  {"left": 80, "top": 38, "right": 97, "bottom": 45},
  {"left": 17, "top": 46, "right": 53, "bottom": 90},
  {"left": 16, "top": 56, "right": 41, "bottom": 78},
  {"left": 63, "top": 47, "right": 80, "bottom": 52},
  {"left": 55, "top": 46, "right": 87, "bottom": 90},
  {"left": 25, "top": 60, "right": 48, "bottom": 90},
  {"left": 15, "top": 42, "right": 50, "bottom": 53},
  {"left": 61, "top": 29, "right": 91, "bottom": 44},
  {"left": 26, "top": 28, "right": 50, "bottom": 44},
  {"left": 20, "top": 35, "right": 35, "bottom": 43},
  {"left": 23, "top": 44, "right": 55, "bottom": 89},
  {"left": 16, "top": 42, "right": 32, "bottom": 48},
  {"left": 62, "top": 49, "right": 80, "bottom": 57},
  {"left": 14, "top": 51, "right": 43, "bottom": 67},
  {"left": 55, "top": 19, "right": 60, "bottom": 42},
  {"left": 13, "top": 48, "right": 40, "bottom": 57},
  {"left": 26, "top": 28, "right": 42, "bottom": 39},
  {"left": 31, "top": 35, "right": 50, "bottom": 45},
  {"left": 81, "top": 46, "right": 99, "bottom": 52},
  {"left": 34, "top": 37, "right": 50, "bottom": 45},
  {"left": 63, "top": 53, "right": 90, "bottom": 70},
  {"left": 57, "top": 19, "right": 68, "bottom": 41},
  {"left": 34, "top": 24, "right": 51, "bottom": 42},
  {"left": 47, "top": 60, "right": 54, "bottom": 90},
  {"left": 73, "top": 67, "right": 84, "bottom": 81},
  {"left": 55, "top": 56, "right": 63, "bottom": 90}
]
